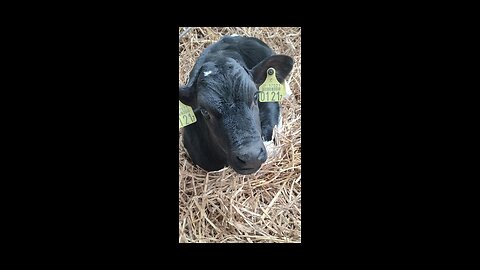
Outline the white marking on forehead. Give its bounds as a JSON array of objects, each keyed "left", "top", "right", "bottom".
[
  {"left": 203, "top": 71, "right": 212, "bottom": 76},
  {"left": 231, "top": 34, "right": 240, "bottom": 37}
]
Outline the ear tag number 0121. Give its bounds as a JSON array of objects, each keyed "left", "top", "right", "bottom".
[
  {"left": 179, "top": 101, "right": 197, "bottom": 128},
  {"left": 259, "top": 67, "right": 286, "bottom": 102}
]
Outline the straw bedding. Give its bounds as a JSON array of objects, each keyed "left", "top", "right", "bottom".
[{"left": 179, "top": 27, "right": 301, "bottom": 243}]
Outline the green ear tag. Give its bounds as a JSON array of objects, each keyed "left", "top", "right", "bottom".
[
  {"left": 259, "top": 68, "right": 286, "bottom": 102},
  {"left": 179, "top": 101, "right": 197, "bottom": 128}
]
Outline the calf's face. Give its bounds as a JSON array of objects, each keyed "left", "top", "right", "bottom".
[
  {"left": 195, "top": 59, "right": 266, "bottom": 174},
  {"left": 180, "top": 55, "right": 293, "bottom": 175}
]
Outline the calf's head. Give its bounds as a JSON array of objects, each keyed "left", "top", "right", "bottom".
[{"left": 180, "top": 55, "right": 293, "bottom": 175}]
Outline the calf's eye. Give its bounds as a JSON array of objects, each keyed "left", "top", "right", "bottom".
[
  {"left": 253, "top": 92, "right": 259, "bottom": 105},
  {"left": 200, "top": 108, "right": 210, "bottom": 119}
]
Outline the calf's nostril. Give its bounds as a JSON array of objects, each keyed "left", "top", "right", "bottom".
[
  {"left": 258, "top": 147, "right": 268, "bottom": 162},
  {"left": 257, "top": 147, "right": 264, "bottom": 160},
  {"left": 237, "top": 155, "right": 246, "bottom": 164}
]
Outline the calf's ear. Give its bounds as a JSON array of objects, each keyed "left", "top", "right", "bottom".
[
  {"left": 250, "top": 55, "right": 294, "bottom": 85},
  {"left": 179, "top": 85, "right": 195, "bottom": 107}
]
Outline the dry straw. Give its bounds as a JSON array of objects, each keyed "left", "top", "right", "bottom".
[{"left": 179, "top": 27, "right": 301, "bottom": 243}]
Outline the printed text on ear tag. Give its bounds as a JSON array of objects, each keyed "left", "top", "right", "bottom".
[
  {"left": 259, "top": 67, "right": 286, "bottom": 102},
  {"left": 179, "top": 101, "right": 197, "bottom": 128}
]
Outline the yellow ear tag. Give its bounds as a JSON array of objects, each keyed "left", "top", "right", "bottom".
[
  {"left": 179, "top": 101, "right": 197, "bottom": 128},
  {"left": 259, "top": 67, "right": 286, "bottom": 102}
]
